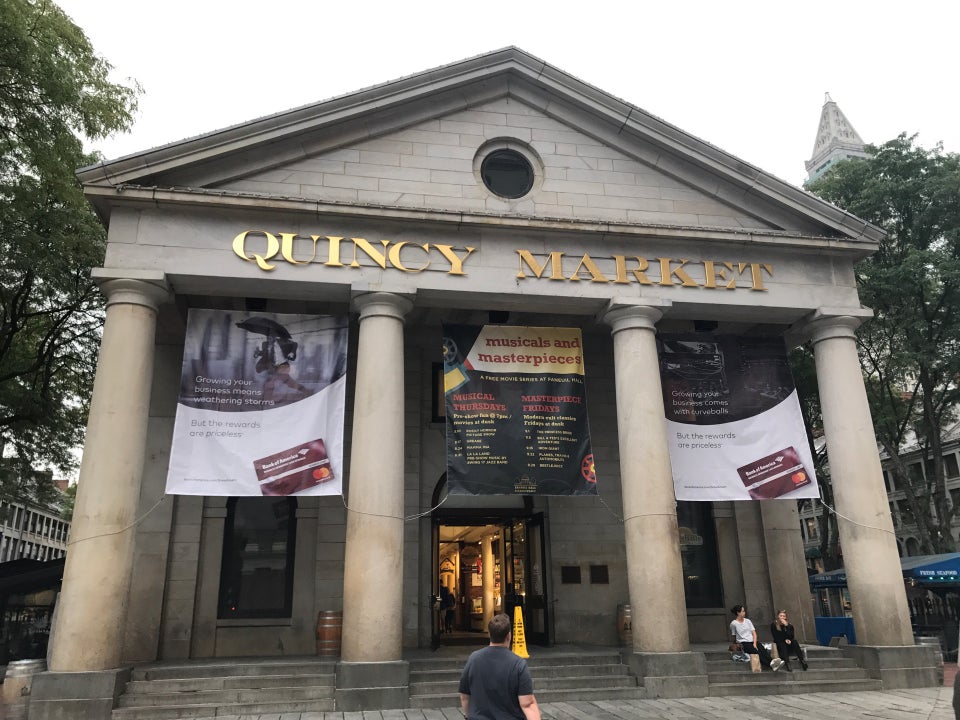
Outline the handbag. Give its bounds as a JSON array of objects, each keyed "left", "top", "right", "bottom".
[{"left": 727, "top": 642, "right": 740, "bottom": 653}]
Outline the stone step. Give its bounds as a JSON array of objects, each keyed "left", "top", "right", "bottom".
[
  {"left": 409, "top": 685, "right": 646, "bottom": 709},
  {"left": 131, "top": 659, "right": 336, "bottom": 681},
  {"left": 410, "top": 662, "right": 629, "bottom": 684},
  {"left": 408, "top": 652, "right": 623, "bottom": 673},
  {"left": 111, "top": 698, "right": 335, "bottom": 719},
  {"left": 123, "top": 672, "right": 335, "bottom": 694},
  {"left": 118, "top": 684, "right": 335, "bottom": 707},
  {"left": 708, "top": 678, "right": 883, "bottom": 697},
  {"left": 411, "top": 671, "right": 638, "bottom": 696},
  {"left": 707, "top": 667, "right": 869, "bottom": 683},
  {"left": 706, "top": 657, "right": 859, "bottom": 670},
  {"left": 702, "top": 647, "right": 842, "bottom": 661}
]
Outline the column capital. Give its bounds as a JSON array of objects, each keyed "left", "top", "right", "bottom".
[
  {"left": 91, "top": 269, "right": 171, "bottom": 311},
  {"left": 601, "top": 302, "right": 667, "bottom": 335},
  {"left": 790, "top": 307, "right": 873, "bottom": 346},
  {"left": 351, "top": 292, "right": 414, "bottom": 322}
]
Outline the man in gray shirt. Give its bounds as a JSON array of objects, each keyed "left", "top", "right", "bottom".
[{"left": 459, "top": 613, "right": 541, "bottom": 720}]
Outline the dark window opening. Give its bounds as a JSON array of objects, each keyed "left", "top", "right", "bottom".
[
  {"left": 481, "top": 149, "right": 534, "bottom": 199},
  {"left": 589, "top": 564, "right": 609, "bottom": 584},
  {"left": 945, "top": 454, "right": 959, "bottom": 479},
  {"left": 560, "top": 565, "right": 582, "bottom": 584},
  {"left": 218, "top": 496, "right": 297, "bottom": 618}
]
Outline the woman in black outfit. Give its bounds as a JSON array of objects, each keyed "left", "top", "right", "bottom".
[{"left": 770, "top": 609, "right": 808, "bottom": 671}]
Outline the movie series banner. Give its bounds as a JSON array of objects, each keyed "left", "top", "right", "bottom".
[
  {"left": 657, "top": 334, "right": 819, "bottom": 502},
  {"left": 165, "top": 309, "right": 348, "bottom": 496},
  {"left": 443, "top": 325, "right": 596, "bottom": 496}
]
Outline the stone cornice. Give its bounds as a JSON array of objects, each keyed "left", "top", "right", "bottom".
[{"left": 82, "top": 184, "right": 880, "bottom": 259}]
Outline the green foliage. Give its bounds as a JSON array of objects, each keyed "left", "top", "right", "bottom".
[
  {"left": 808, "top": 134, "right": 960, "bottom": 554},
  {"left": 0, "top": 0, "right": 139, "bottom": 503},
  {"left": 59, "top": 481, "right": 76, "bottom": 521}
]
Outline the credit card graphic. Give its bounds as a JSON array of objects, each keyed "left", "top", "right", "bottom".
[
  {"left": 254, "top": 438, "right": 334, "bottom": 496},
  {"left": 736, "top": 446, "right": 811, "bottom": 500}
]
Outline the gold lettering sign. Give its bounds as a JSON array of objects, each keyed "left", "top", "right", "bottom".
[
  {"left": 516, "top": 251, "right": 773, "bottom": 291},
  {"left": 232, "top": 231, "right": 475, "bottom": 275},
  {"left": 230, "top": 231, "right": 774, "bottom": 291}
]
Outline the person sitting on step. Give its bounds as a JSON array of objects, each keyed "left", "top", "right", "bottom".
[
  {"left": 770, "top": 609, "right": 808, "bottom": 671},
  {"left": 730, "top": 605, "right": 783, "bottom": 672}
]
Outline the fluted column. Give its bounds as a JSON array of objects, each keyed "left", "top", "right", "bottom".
[
  {"left": 804, "top": 313, "right": 912, "bottom": 646},
  {"left": 49, "top": 276, "right": 170, "bottom": 671},
  {"left": 603, "top": 304, "right": 689, "bottom": 652},
  {"left": 341, "top": 292, "right": 413, "bottom": 662}
]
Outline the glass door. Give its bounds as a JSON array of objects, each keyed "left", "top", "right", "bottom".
[
  {"left": 431, "top": 518, "right": 440, "bottom": 647},
  {"left": 524, "top": 513, "right": 549, "bottom": 645}
]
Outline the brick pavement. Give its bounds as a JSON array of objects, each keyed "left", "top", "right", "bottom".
[{"left": 183, "top": 687, "right": 955, "bottom": 720}]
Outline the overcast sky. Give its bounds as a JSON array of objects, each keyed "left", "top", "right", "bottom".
[{"left": 55, "top": 1, "right": 958, "bottom": 188}]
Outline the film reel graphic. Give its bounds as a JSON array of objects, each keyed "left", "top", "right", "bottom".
[
  {"left": 442, "top": 337, "right": 458, "bottom": 364},
  {"left": 581, "top": 453, "right": 597, "bottom": 484}
]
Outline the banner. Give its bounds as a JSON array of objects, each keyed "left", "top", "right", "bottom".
[
  {"left": 443, "top": 325, "right": 596, "bottom": 496},
  {"left": 165, "top": 309, "right": 348, "bottom": 496},
  {"left": 656, "top": 334, "right": 818, "bottom": 501}
]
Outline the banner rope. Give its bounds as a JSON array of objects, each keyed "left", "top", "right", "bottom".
[
  {"left": 65, "top": 494, "right": 168, "bottom": 548},
  {"left": 338, "top": 487, "right": 450, "bottom": 522},
  {"left": 817, "top": 493, "right": 896, "bottom": 536}
]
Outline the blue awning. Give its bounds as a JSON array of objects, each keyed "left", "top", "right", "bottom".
[
  {"left": 809, "top": 552, "right": 960, "bottom": 590},
  {"left": 809, "top": 568, "right": 847, "bottom": 589},
  {"left": 901, "top": 552, "right": 960, "bottom": 585}
]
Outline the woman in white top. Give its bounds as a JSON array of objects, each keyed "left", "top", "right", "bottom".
[{"left": 729, "top": 605, "right": 783, "bottom": 671}]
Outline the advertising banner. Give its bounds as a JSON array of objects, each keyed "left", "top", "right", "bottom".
[
  {"left": 443, "top": 324, "right": 596, "bottom": 496},
  {"left": 165, "top": 309, "right": 348, "bottom": 496},
  {"left": 657, "top": 334, "right": 818, "bottom": 501}
]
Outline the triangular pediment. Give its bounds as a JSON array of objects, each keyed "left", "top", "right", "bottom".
[
  {"left": 78, "top": 48, "right": 882, "bottom": 244},
  {"left": 213, "top": 96, "right": 778, "bottom": 232}
]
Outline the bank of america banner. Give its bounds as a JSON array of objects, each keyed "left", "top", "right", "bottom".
[
  {"left": 165, "top": 310, "right": 348, "bottom": 496},
  {"left": 657, "top": 334, "right": 819, "bottom": 501},
  {"left": 443, "top": 325, "right": 596, "bottom": 496}
]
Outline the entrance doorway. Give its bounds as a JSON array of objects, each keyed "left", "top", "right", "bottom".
[{"left": 433, "top": 514, "right": 548, "bottom": 646}]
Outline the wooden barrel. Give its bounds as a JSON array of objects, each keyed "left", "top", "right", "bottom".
[
  {"left": 616, "top": 603, "right": 632, "bottom": 646},
  {"left": 316, "top": 610, "right": 343, "bottom": 656},
  {"left": 3, "top": 658, "right": 46, "bottom": 720}
]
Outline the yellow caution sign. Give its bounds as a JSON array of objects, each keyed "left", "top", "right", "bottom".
[{"left": 511, "top": 606, "right": 529, "bottom": 658}]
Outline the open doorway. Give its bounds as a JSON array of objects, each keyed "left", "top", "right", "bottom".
[{"left": 433, "top": 515, "right": 548, "bottom": 646}]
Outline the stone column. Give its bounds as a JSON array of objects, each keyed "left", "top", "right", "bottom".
[
  {"left": 761, "top": 501, "right": 816, "bottom": 643},
  {"left": 803, "top": 313, "right": 914, "bottom": 646},
  {"left": 49, "top": 276, "right": 169, "bottom": 672},
  {"left": 712, "top": 502, "right": 745, "bottom": 610},
  {"left": 603, "top": 303, "right": 707, "bottom": 697},
  {"left": 337, "top": 292, "right": 412, "bottom": 711}
]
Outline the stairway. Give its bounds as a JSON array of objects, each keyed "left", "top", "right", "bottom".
[
  {"left": 111, "top": 658, "right": 337, "bottom": 719},
  {"left": 705, "top": 646, "right": 883, "bottom": 696},
  {"left": 409, "top": 649, "right": 645, "bottom": 708}
]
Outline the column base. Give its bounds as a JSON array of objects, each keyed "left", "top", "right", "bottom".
[
  {"left": 842, "top": 644, "right": 940, "bottom": 689},
  {"left": 622, "top": 651, "right": 708, "bottom": 698},
  {"left": 28, "top": 668, "right": 130, "bottom": 720},
  {"left": 335, "top": 660, "right": 409, "bottom": 711}
]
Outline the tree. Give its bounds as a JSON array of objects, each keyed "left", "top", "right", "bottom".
[
  {"left": 807, "top": 134, "right": 960, "bottom": 555},
  {"left": 0, "top": 0, "right": 139, "bottom": 504}
]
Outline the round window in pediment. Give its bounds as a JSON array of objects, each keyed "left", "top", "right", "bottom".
[{"left": 480, "top": 149, "right": 534, "bottom": 199}]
